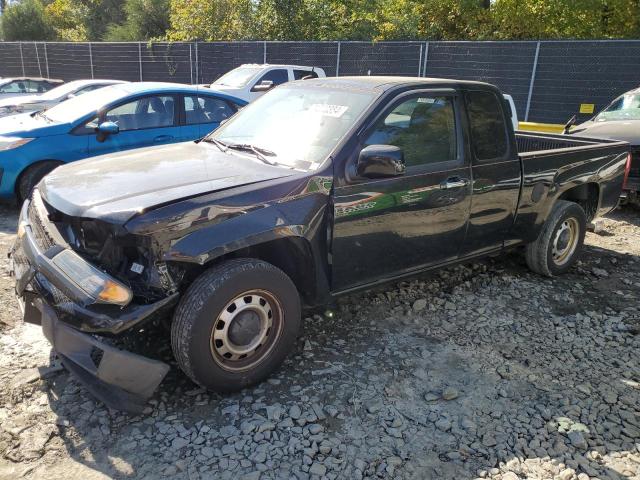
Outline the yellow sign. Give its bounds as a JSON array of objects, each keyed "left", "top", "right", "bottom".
[{"left": 579, "top": 103, "right": 595, "bottom": 114}]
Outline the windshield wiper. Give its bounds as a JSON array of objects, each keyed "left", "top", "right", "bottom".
[
  {"left": 204, "top": 137, "right": 229, "bottom": 152},
  {"left": 226, "top": 143, "right": 278, "bottom": 166},
  {"left": 34, "top": 110, "right": 52, "bottom": 122}
]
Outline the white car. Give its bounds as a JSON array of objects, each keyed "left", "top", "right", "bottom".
[
  {"left": 208, "top": 64, "right": 326, "bottom": 103},
  {"left": 0, "top": 79, "right": 127, "bottom": 118},
  {"left": 0, "top": 77, "right": 64, "bottom": 100}
]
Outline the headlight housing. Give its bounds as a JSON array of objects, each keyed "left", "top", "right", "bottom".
[
  {"left": 0, "top": 136, "right": 34, "bottom": 151},
  {"left": 51, "top": 249, "right": 133, "bottom": 306}
]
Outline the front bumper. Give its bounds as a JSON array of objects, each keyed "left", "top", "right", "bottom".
[{"left": 10, "top": 197, "right": 176, "bottom": 413}]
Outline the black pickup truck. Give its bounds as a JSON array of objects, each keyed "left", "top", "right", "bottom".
[{"left": 10, "top": 77, "right": 629, "bottom": 412}]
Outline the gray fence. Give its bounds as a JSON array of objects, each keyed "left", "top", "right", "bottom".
[{"left": 1, "top": 40, "right": 640, "bottom": 124}]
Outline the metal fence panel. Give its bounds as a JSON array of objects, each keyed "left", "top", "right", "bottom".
[
  {"left": 91, "top": 43, "right": 142, "bottom": 81},
  {"left": 141, "top": 42, "right": 192, "bottom": 84},
  {"left": 0, "top": 42, "right": 23, "bottom": 77},
  {"left": 528, "top": 40, "right": 640, "bottom": 124},
  {"left": 266, "top": 41, "right": 339, "bottom": 77},
  {"left": 45, "top": 43, "right": 92, "bottom": 81},
  {"left": 197, "top": 42, "right": 263, "bottom": 84},
  {"left": 339, "top": 42, "right": 423, "bottom": 76},
  {"left": 426, "top": 41, "right": 537, "bottom": 122},
  {"left": 2, "top": 40, "right": 640, "bottom": 124}
]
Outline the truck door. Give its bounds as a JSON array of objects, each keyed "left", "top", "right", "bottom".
[
  {"left": 459, "top": 89, "right": 521, "bottom": 257},
  {"left": 332, "top": 90, "right": 472, "bottom": 291}
]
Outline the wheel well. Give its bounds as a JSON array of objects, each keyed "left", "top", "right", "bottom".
[
  {"left": 559, "top": 183, "right": 599, "bottom": 221},
  {"left": 178, "top": 237, "right": 319, "bottom": 306},
  {"left": 14, "top": 160, "right": 63, "bottom": 197}
]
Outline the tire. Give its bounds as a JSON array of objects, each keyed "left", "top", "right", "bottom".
[
  {"left": 525, "top": 200, "right": 587, "bottom": 277},
  {"left": 171, "top": 258, "right": 301, "bottom": 392},
  {"left": 17, "top": 161, "right": 61, "bottom": 203}
]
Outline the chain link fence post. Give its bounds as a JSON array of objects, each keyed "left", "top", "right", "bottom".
[
  {"left": 43, "top": 42, "right": 50, "bottom": 78},
  {"left": 35, "top": 41, "right": 42, "bottom": 77},
  {"left": 422, "top": 41, "right": 429, "bottom": 77},
  {"left": 417, "top": 43, "right": 423, "bottom": 77},
  {"left": 88, "top": 43, "right": 94, "bottom": 79},
  {"left": 195, "top": 41, "right": 199, "bottom": 84},
  {"left": 189, "top": 43, "right": 193, "bottom": 84},
  {"left": 525, "top": 41, "right": 541, "bottom": 122},
  {"left": 263, "top": 41, "right": 267, "bottom": 63},
  {"left": 19, "top": 43, "right": 25, "bottom": 76},
  {"left": 335, "top": 41, "right": 341, "bottom": 76},
  {"left": 138, "top": 42, "right": 143, "bottom": 81}
]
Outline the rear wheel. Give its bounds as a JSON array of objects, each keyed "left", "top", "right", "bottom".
[
  {"left": 171, "top": 258, "right": 301, "bottom": 392},
  {"left": 525, "top": 200, "right": 587, "bottom": 277},
  {"left": 17, "top": 161, "right": 61, "bottom": 203}
]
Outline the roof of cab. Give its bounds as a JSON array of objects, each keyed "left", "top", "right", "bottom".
[
  {"left": 98, "top": 82, "right": 247, "bottom": 102},
  {"left": 299, "top": 76, "right": 497, "bottom": 92}
]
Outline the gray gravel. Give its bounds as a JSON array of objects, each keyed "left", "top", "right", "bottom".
[{"left": 0, "top": 203, "right": 639, "bottom": 480}]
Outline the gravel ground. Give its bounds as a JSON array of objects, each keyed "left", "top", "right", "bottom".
[{"left": 0, "top": 204, "right": 638, "bottom": 480}]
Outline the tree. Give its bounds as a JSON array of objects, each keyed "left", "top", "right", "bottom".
[
  {"left": 105, "top": 0, "right": 170, "bottom": 41},
  {"left": 45, "top": 0, "right": 90, "bottom": 41},
  {"left": 168, "top": 0, "right": 254, "bottom": 41},
  {"left": 1, "top": 0, "right": 56, "bottom": 41}
]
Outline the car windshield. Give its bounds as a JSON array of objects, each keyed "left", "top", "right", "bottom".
[
  {"left": 595, "top": 93, "right": 640, "bottom": 121},
  {"left": 208, "top": 85, "right": 376, "bottom": 170},
  {"left": 212, "top": 67, "right": 263, "bottom": 88},
  {"left": 44, "top": 86, "right": 125, "bottom": 123},
  {"left": 38, "top": 81, "right": 87, "bottom": 100}
]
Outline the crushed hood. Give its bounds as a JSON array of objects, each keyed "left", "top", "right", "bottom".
[
  {"left": 571, "top": 120, "right": 640, "bottom": 145},
  {"left": 40, "top": 141, "right": 296, "bottom": 224}
]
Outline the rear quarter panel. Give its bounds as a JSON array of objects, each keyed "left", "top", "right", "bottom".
[{"left": 508, "top": 139, "right": 628, "bottom": 244}]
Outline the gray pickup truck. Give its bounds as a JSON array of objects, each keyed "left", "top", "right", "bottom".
[{"left": 11, "top": 77, "right": 629, "bottom": 412}]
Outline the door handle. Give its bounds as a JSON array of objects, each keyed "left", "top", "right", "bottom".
[
  {"left": 440, "top": 177, "right": 470, "bottom": 190},
  {"left": 154, "top": 135, "right": 173, "bottom": 142}
]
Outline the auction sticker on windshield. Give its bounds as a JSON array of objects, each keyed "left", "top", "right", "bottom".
[{"left": 310, "top": 104, "right": 348, "bottom": 117}]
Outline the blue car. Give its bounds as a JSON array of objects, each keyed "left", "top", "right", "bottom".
[{"left": 0, "top": 82, "right": 246, "bottom": 201}]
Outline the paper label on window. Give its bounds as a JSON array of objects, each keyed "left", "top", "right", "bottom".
[
  {"left": 417, "top": 98, "right": 436, "bottom": 104},
  {"left": 310, "top": 104, "right": 348, "bottom": 117}
]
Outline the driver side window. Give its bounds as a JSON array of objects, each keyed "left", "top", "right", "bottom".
[
  {"left": 364, "top": 95, "right": 457, "bottom": 168},
  {"left": 104, "top": 96, "right": 176, "bottom": 131}
]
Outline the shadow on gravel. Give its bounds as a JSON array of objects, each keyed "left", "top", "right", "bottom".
[{"left": 34, "top": 247, "right": 639, "bottom": 480}]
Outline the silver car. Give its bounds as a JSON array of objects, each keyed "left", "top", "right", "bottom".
[
  {"left": 0, "top": 79, "right": 128, "bottom": 118},
  {"left": 0, "top": 77, "right": 63, "bottom": 100}
]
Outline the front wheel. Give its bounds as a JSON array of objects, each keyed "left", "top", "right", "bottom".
[
  {"left": 525, "top": 200, "right": 587, "bottom": 277},
  {"left": 171, "top": 258, "right": 301, "bottom": 392}
]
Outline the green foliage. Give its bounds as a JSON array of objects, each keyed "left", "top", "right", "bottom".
[
  {"left": 3, "top": 0, "right": 640, "bottom": 41},
  {"left": 105, "top": 0, "right": 170, "bottom": 41},
  {"left": 1, "top": 0, "right": 56, "bottom": 41}
]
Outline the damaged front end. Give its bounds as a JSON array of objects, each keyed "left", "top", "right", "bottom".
[{"left": 10, "top": 189, "right": 181, "bottom": 413}]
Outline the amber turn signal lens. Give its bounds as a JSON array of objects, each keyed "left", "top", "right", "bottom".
[{"left": 98, "top": 280, "right": 133, "bottom": 305}]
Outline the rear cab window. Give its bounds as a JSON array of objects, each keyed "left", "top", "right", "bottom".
[
  {"left": 465, "top": 90, "right": 509, "bottom": 162},
  {"left": 294, "top": 69, "right": 319, "bottom": 80}
]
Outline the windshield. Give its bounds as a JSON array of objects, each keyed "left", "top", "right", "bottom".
[
  {"left": 44, "top": 85, "right": 125, "bottom": 123},
  {"left": 209, "top": 85, "right": 376, "bottom": 170},
  {"left": 212, "top": 67, "right": 263, "bottom": 88},
  {"left": 38, "top": 81, "right": 87, "bottom": 100},
  {"left": 595, "top": 93, "right": 640, "bottom": 121}
]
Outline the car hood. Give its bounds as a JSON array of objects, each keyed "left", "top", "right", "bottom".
[
  {"left": 570, "top": 120, "right": 640, "bottom": 145},
  {"left": 0, "top": 112, "right": 68, "bottom": 136},
  {"left": 40, "top": 141, "right": 297, "bottom": 224},
  {"left": 0, "top": 94, "right": 41, "bottom": 107}
]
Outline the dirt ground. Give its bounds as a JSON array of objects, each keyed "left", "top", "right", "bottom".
[{"left": 0, "top": 203, "right": 638, "bottom": 480}]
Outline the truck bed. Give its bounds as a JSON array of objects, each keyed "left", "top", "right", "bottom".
[{"left": 509, "top": 131, "right": 629, "bottom": 244}]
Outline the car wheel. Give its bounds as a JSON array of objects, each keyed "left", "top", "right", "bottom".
[
  {"left": 17, "top": 161, "right": 61, "bottom": 203},
  {"left": 525, "top": 200, "right": 587, "bottom": 277},
  {"left": 171, "top": 258, "right": 301, "bottom": 392}
]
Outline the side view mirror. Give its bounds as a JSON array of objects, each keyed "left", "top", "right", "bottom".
[
  {"left": 563, "top": 114, "right": 577, "bottom": 134},
  {"left": 356, "top": 145, "right": 405, "bottom": 179},
  {"left": 97, "top": 121, "right": 119, "bottom": 135},
  {"left": 251, "top": 80, "right": 274, "bottom": 93}
]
